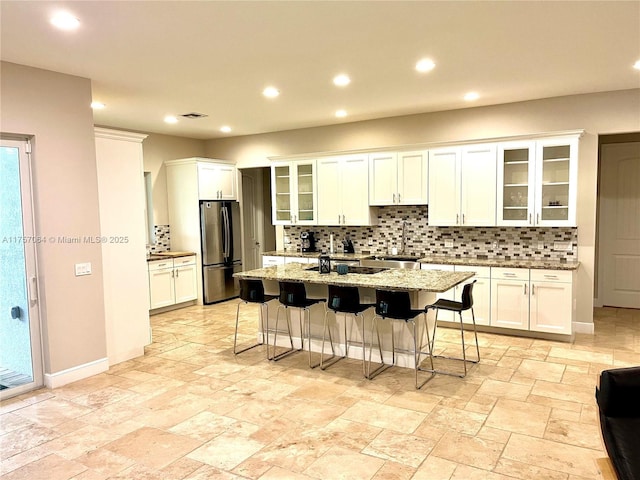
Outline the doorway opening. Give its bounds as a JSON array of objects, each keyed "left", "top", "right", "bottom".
[
  {"left": 240, "top": 167, "right": 275, "bottom": 271},
  {"left": 0, "top": 137, "right": 43, "bottom": 399},
  {"left": 596, "top": 132, "right": 640, "bottom": 310}
]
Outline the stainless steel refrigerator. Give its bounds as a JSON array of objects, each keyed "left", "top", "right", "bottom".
[{"left": 200, "top": 200, "right": 242, "bottom": 304}]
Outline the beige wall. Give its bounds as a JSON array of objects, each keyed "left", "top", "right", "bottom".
[
  {"left": 141, "top": 134, "right": 205, "bottom": 225},
  {"left": 1, "top": 62, "right": 107, "bottom": 373},
  {"left": 204, "top": 89, "right": 640, "bottom": 327}
]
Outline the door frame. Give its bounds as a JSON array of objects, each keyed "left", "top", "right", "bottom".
[
  {"left": 0, "top": 136, "right": 44, "bottom": 400},
  {"left": 596, "top": 137, "right": 640, "bottom": 308}
]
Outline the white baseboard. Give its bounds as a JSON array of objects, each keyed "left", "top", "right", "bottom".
[
  {"left": 573, "top": 321, "right": 595, "bottom": 335},
  {"left": 44, "top": 357, "right": 109, "bottom": 389}
]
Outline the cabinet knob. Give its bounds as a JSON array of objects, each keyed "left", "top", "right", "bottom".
[{"left": 398, "top": 193, "right": 401, "bottom": 203}]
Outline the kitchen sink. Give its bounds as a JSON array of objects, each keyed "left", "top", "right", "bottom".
[{"left": 360, "top": 256, "right": 421, "bottom": 270}]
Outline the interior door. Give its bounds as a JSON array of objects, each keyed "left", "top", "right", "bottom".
[
  {"left": 0, "top": 138, "right": 43, "bottom": 399},
  {"left": 599, "top": 142, "right": 640, "bottom": 308},
  {"left": 242, "top": 171, "right": 260, "bottom": 270}
]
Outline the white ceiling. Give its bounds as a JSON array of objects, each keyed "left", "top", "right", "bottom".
[{"left": 2, "top": 1, "right": 639, "bottom": 140}]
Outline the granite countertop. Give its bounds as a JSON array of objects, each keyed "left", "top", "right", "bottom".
[
  {"left": 147, "top": 251, "right": 196, "bottom": 261},
  {"left": 417, "top": 255, "right": 580, "bottom": 271},
  {"left": 263, "top": 250, "right": 579, "bottom": 271},
  {"left": 262, "top": 251, "right": 373, "bottom": 261},
  {"left": 235, "top": 262, "right": 474, "bottom": 293}
]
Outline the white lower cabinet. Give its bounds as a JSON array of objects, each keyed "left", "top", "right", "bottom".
[
  {"left": 491, "top": 268, "right": 530, "bottom": 330},
  {"left": 420, "top": 264, "right": 574, "bottom": 335},
  {"left": 455, "top": 265, "right": 491, "bottom": 326},
  {"left": 421, "top": 264, "right": 490, "bottom": 326},
  {"left": 149, "top": 256, "right": 197, "bottom": 309},
  {"left": 529, "top": 269, "right": 573, "bottom": 334},
  {"left": 491, "top": 267, "right": 574, "bottom": 334},
  {"left": 262, "top": 255, "right": 319, "bottom": 267}
]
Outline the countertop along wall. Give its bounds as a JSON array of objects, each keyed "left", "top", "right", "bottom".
[
  {"left": 0, "top": 62, "right": 108, "bottom": 382},
  {"left": 203, "top": 89, "right": 640, "bottom": 329}
]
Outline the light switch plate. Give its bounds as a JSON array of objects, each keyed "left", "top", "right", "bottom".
[
  {"left": 444, "top": 239, "right": 454, "bottom": 248},
  {"left": 75, "top": 262, "right": 92, "bottom": 276}
]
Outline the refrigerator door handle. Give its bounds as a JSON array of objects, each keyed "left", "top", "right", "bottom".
[
  {"left": 201, "top": 204, "right": 208, "bottom": 261},
  {"left": 222, "top": 206, "right": 231, "bottom": 260}
]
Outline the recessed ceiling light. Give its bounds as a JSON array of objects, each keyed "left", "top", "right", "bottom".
[
  {"left": 464, "top": 92, "right": 480, "bottom": 101},
  {"left": 415, "top": 59, "right": 436, "bottom": 72},
  {"left": 220, "top": 126, "right": 232, "bottom": 133},
  {"left": 333, "top": 74, "right": 351, "bottom": 87},
  {"left": 90, "top": 101, "right": 105, "bottom": 110},
  {"left": 634, "top": 60, "right": 640, "bottom": 70},
  {"left": 263, "top": 86, "right": 280, "bottom": 98},
  {"left": 335, "top": 109, "right": 347, "bottom": 118},
  {"left": 50, "top": 12, "right": 80, "bottom": 31},
  {"left": 164, "top": 115, "right": 178, "bottom": 124}
]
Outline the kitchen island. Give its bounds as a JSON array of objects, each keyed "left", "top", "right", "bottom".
[{"left": 234, "top": 263, "right": 474, "bottom": 369}]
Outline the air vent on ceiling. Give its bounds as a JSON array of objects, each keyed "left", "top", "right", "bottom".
[{"left": 180, "top": 112, "right": 208, "bottom": 119}]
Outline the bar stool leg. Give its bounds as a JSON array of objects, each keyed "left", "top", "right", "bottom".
[
  {"left": 320, "top": 309, "right": 343, "bottom": 370},
  {"left": 366, "top": 315, "right": 391, "bottom": 380},
  {"left": 269, "top": 304, "right": 296, "bottom": 361},
  {"left": 234, "top": 300, "right": 269, "bottom": 355}
]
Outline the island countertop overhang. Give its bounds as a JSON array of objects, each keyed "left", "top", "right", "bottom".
[{"left": 234, "top": 262, "right": 474, "bottom": 293}]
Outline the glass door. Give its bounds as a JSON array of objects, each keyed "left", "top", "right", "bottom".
[
  {"left": 497, "top": 142, "right": 535, "bottom": 226},
  {"left": 535, "top": 138, "right": 577, "bottom": 226},
  {"left": 0, "top": 138, "right": 43, "bottom": 399},
  {"left": 294, "top": 161, "right": 316, "bottom": 224},
  {"left": 271, "top": 163, "right": 292, "bottom": 224}
]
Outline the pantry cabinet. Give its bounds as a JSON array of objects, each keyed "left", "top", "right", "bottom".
[
  {"left": 428, "top": 144, "right": 497, "bottom": 226},
  {"left": 369, "top": 150, "right": 428, "bottom": 206},
  {"left": 497, "top": 136, "right": 578, "bottom": 226},
  {"left": 317, "top": 154, "right": 377, "bottom": 226},
  {"left": 271, "top": 160, "right": 317, "bottom": 225}
]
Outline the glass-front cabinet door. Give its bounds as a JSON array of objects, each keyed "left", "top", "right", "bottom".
[
  {"left": 497, "top": 141, "right": 535, "bottom": 226},
  {"left": 498, "top": 137, "right": 578, "bottom": 227},
  {"left": 535, "top": 137, "right": 578, "bottom": 227},
  {"left": 270, "top": 160, "right": 317, "bottom": 225}
]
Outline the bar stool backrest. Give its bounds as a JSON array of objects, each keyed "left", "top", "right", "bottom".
[
  {"left": 461, "top": 280, "right": 476, "bottom": 311},
  {"left": 328, "top": 285, "right": 360, "bottom": 312},
  {"left": 240, "top": 279, "right": 266, "bottom": 303},
  {"left": 279, "top": 281, "right": 308, "bottom": 307},
  {"left": 375, "top": 290, "right": 412, "bottom": 319}
]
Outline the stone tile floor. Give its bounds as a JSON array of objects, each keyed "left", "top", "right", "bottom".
[{"left": 1, "top": 303, "right": 639, "bottom": 479}]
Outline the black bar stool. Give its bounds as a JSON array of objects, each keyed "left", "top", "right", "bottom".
[
  {"left": 274, "top": 281, "right": 327, "bottom": 367},
  {"left": 234, "top": 279, "right": 277, "bottom": 355},
  {"left": 320, "top": 285, "right": 375, "bottom": 375},
  {"left": 369, "top": 290, "right": 435, "bottom": 389},
  {"left": 425, "top": 280, "right": 479, "bottom": 377}
]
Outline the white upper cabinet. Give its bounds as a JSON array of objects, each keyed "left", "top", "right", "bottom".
[
  {"left": 428, "top": 147, "right": 460, "bottom": 225},
  {"left": 369, "top": 150, "right": 428, "bottom": 206},
  {"left": 497, "top": 136, "right": 578, "bottom": 227},
  {"left": 271, "top": 160, "right": 317, "bottom": 225},
  {"left": 460, "top": 144, "right": 498, "bottom": 226},
  {"left": 317, "top": 154, "right": 376, "bottom": 226},
  {"left": 198, "top": 162, "right": 237, "bottom": 200},
  {"left": 428, "top": 144, "right": 497, "bottom": 226}
]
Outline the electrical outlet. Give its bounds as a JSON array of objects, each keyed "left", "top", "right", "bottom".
[
  {"left": 283, "top": 236, "right": 290, "bottom": 244},
  {"left": 368, "top": 238, "right": 373, "bottom": 246},
  {"left": 553, "top": 241, "right": 572, "bottom": 251},
  {"left": 537, "top": 241, "right": 545, "bottom": 250},
  {"left": 444, "top": 239, "right": 454, "bottom": 248}
]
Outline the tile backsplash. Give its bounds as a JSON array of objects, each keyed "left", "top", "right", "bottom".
[
  {"left": 147, "top": 225, "right": 170, "bottom": 254},
  {"left": 284, "top": 206, "right": 577, "bottom": 262}
]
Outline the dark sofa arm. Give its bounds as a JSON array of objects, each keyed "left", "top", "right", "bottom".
[{"left": 596, "top": 366, "right": 640, "bottom": 418}]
